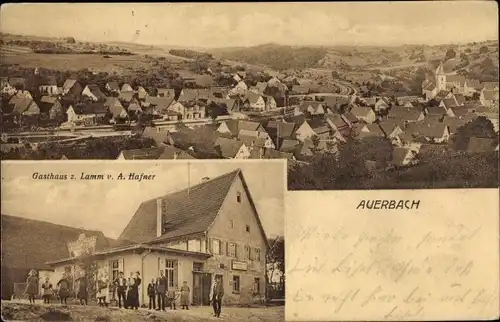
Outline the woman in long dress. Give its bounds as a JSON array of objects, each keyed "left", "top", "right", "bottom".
[
  {"left": 75, "top": 273, "right": 88, "bottom": 305},
  {"left": 25, "top": 269, "right": 39, "bottom": 304},
  {"left": 180, "top": 281, "right": 190, "bottom": 310},
  {"left": 96, "top": 278, "right": 109, "bottom": 307},
  {"left": 56, "top": 273, "right": 71, "bottom": 305}
]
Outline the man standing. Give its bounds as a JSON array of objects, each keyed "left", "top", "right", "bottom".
[
  {"left": 156, "top": 270, "right": 168, "bottom": 311},
  {"left": 210, "top": 275, "right": 224, "bottom": 318},
  {"left": 113, "top": 271, "right": 127, "bottom": 308}
]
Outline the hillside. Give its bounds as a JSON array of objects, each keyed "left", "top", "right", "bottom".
[{"left": 208, "top": 43, "right": 328, "bottom": 71}]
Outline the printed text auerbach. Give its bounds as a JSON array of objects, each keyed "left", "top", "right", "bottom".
[{"left": 356, "top": 200, "right": 420, "bottom": 210}]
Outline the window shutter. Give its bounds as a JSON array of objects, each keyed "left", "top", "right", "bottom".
[
  {"left": 119, "top": 258, "right": 124, "bottom": 273},
  {"left": 235, "top": 244, "right": 239, "bottom": 258},
  {"left": 226, "top": 242, "right": 229, "bottom": 256},
  {"left": 208, "top": 238, "right": 213, "bottom": 253}
]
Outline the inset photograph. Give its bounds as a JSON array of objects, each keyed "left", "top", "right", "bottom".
[{"left": 1, "top": 160, "right": 285, "bottom": 321}]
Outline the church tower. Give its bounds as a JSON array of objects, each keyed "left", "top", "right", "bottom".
[{"left": 435, "top": 62, "right": 447, "bottom": 92}]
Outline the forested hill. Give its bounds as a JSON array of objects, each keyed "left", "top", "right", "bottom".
[{"left": 208, "top": 43, "right": 328, "bottom": 71}]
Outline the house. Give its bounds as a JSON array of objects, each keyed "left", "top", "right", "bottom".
[
  {"left": 174, "top": 100, "right": 206, "bottom": 120},
  {"left": 9, "top": 97, "right": 40, "bottom": 116},
  {"left": 355, "top": 123, "right": 385, "bottom": 138},
  {"left": 137, "top": 86, "right": 149, "bottom": 100},
  {"left": 446, "top": 74, "right": 466, "bottom": 94},
  {"left": 413, "top": 123, "right": 450, "bottom": 143},
  {"left": 234, "top": 81, "right": 248, "bottom": 93},
  {"left": 454, "top": 94, "right": 465, "bottom": 106},
  {"left": 216, "top": 120, "right": 266, "bottom": 137},
  {"left": 266, "top": 121, "right": 297, "bottom": 141},
  {"left": 390, "top": 147, "right": 417, "bottom": 168},
  {"left": 4, "top": 77, "right": 26, "bottom": 92},
  {"left": 425, "top": 105, "right": 447, "bottom": 118},
  {"left": 325, "top": 114, "right": 351, "bottom": 138},
  {"left": 295, "top": 101, "right": 325, "bottom": 116},
  {"left": 466, "top": 137, "right": 498, "bottom": 153},
  {"left": 295, "top": 119, "right": 330, "bottom": 142},
  {"left": 66, "top": 103, "right": 108, "bottom": 125},
  {"left": 209, "top": 98, "right": 238, "bottom": 112},
  {"left": 213, "top": 137, "right": 251, "bottom": 159},
  {"left": 350, "top": 105, "right": 376, "bottom": 124},
  {"left": 387, "top": 107, "right": 425, "bottom": 123},
  {"left": 121, "top": 83, "right": 134, "bottom": 92},
  {"left": 1, "top": 214, "right": 114, "bottom": 300},
  {"left": 379, "top": 121, "right": 404, "bottom": 143},
  {"left": 158, "top": 145, "right": 196, "bottom": 159},
  {"left": 105, "top": 81, "right": 120, "bottom": 94},
  {"left": 464, "top": 79, "right": 481, "bottom": 96},
  {"left": 438, "top": 99, "right": 458, "bottom": 117},
  {"left": 105, "top": 97, "right": 128, "bottom": 119},
  {"left": 249, "top": 82, "right": 268, "bottom": 95},
  {"left": 249, "top": 147, "right": 294, "bottom": 160},
  {"left": 374, "top": 97, "right": 391, "bottom": 113},
  {"left": 146, "top": 97, "right": 175, "bottom": 116},
  {"left": 118, "top": 91, "right": 137, "bottom": 106},
  {"left": 39, "top": 96, "right": 63, "bottom": 119},
  {"left": 45, "top": 170, "right": 268, "bottom": 306},
  {"left": 245, "top": 92, "right": 266, "bottom": 111},
  {"left": 278, "top": 139, "right": 300, "bottom": 153},
  {"left": 61, "top": 78, "right": 83, "bottom": 97},
  {"left": 237, "top": 130, "right": 275, "bottom": 150},
  {"left": 157, "top": 88, "right": 176, "bottom": 99},
  {"left": 82, "top": 84, "right": 107, "bottom": 102},
  {"left": 263, "top": 96, "right": 277, "bottom": 110},
  {"left": 38, "top": 76, "right": 58, "bottom": 96},
  {"left": 116, "top": 147, "right": 165, "bottom": 160},
  {"left": 480, "top": 90, "right": 499, "bottom": 108}
]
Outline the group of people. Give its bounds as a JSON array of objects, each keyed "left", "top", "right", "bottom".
[
  {"left": 24, "top": 270, "right": 80, "bottom": 305},
  {"left": 111, "top": 271, "right": 142, "bottom": 309},
  {"left": 24, "top": 268, "right": 226, "bottom": 317},
  {"left": 146, "top": 270, "right": 191, "bottom": 311}
]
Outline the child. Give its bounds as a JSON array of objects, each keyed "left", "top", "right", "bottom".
[
  {"left": 166, "top": 286, "right": 179, "bottom": 310},
  {"left": 25, "top": 269, "right": 39, "bottom": 304},
  {"left": 147, "top": 278, "right": 156, "bottom": 310},
  {"left": 180, "top": 281, "right": 190, "bottom": 310},
  {"left": 41, "top": 276, "right": 53, "bottom": 304},
  {"left": 56, "top": 273, "right": 71, "bottom": 305},
  {"left": 96, "top": 278, "right": 109, "bottom": 307}
]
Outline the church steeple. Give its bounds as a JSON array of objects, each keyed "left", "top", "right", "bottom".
[{"left": 435, "top": 61, "right": 447, "bottom": 92}]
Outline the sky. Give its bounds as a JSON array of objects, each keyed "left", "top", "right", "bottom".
[
  {"left": 0, "top": 2, "right": 497, "bottom": 47},
  {"left": 1, "top": 160, "right": 285, "bottom": 239}
]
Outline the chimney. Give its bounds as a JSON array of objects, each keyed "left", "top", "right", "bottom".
[
  {"left": 201, "top": 177, "right": 210, "bottom": 182},
  {"left": 156, "top": 198, "right": 163, "bottom": 237}
]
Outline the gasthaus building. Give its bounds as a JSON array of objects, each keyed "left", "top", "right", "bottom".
[{"left": 46, "top": 169, "right": 269, "bottom": 306}]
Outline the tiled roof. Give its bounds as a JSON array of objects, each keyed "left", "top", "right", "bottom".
[
  {"left": 86, "top": 84, "right": 107, "bottom": 100},
  {"left": 73, "top": 103, "right": 108, "bottom": 115},
  {"left": 158, "top": 145, "right": 195, "bottom": 159},
  {"left": 118, "top": 170, "right": 241, "bottom": 243},
  {"left": 121, "top": 83, "right": 134, "bottom": 92},
  {"left": 119, "top": 147, "right": 164, "bottom": 160},
  {"left": 119, "top": 91, "right": 135, "bottom": 102},
  {"left": 1, "top": 214, "right": 110, "bottom": 270},
  {"left": 266, "top": 121, "right": 296, "bottom": 139},
  {"left": 40, "top": 96, "right": 58, "bottom": 104},
  {"left": 246, "top": 91, "right": 263, "bottom": 104},
  {"left": 214, "top": 137, "right": 245, "bottom": 158},
  {"left": 63, "top": 79, "right": 77, "bottom": 91},
  {"left": 107, "top": 81, "right": 119, "bottom": 91},
  {"left": 482, "top": 90, "right": 499, "bottom": 101},
  {"left": 388, "top": 107, "right": 423, "bottom": 121},
  {"left": 350, "top": 105, "right": 373, "bottom": 118}
]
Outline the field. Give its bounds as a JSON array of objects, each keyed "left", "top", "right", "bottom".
[
  {"left": 0, "top": 50, "right": 151, "bottom": 74},
  {"left": 1, "top": 301, "right": 284, "bottom": 322}
]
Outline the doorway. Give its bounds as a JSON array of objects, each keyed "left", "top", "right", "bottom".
[{"left": 192, "top": 272, "right": 211, "bottom": 306}]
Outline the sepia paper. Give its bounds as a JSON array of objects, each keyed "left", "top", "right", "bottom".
[{"left": 285, "top": 189, "right": 499, "bottom": 321}]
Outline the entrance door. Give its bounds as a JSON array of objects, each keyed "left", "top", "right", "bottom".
[{"left": 193, "top": 273, "right": 212, "bottom": 306}]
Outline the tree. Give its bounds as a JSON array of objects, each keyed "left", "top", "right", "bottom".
[
  {"left": 74, "top": 249, "right": 99, "bottom": 300},
  {"left": 266, "top": 236, "right": 285, "bottom": 299},
  {"left": 479, "top": 46, "right": 489, "bottom": 54},
  {"left": 472, "top": 92, "right": 481, "bottom": 101},
  {"left": 454, "top": 116, "right": 497, "bottom": 150},
  {"left": 445, "top": 48, "right": 456, "bottom": 61}
]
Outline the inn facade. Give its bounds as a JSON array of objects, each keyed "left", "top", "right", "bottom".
[{"left": 45, "top": 169, "right": 268, "bottom": 306}]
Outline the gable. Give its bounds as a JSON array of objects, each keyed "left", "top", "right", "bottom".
[{"left": 207, "top": 172, "right": 268, "bottom": 252}]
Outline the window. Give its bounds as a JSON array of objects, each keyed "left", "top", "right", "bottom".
[
  {"left": 237, "top": 192, "right": 241, "bottom": 203},
  {"left": 228, "top": 220, "right": 234, "bottom": 229},
  {"left": 111, "top": 260, "right": 119, "bottom": 281},
  {"left": 64, "top": 266, "right": 72, "bottom": 274},
  {"left": 254, "top": 278, "right": 260, "bottom": 294},
  {"left": 193, "top": 262, "right": 204, "bottom": 272},
  {"left": 244, "top": 245, "right": 251, "bottom": 260},
  {"left": 188, "top": 239, "right": 201, "bottom": 252},
  {"left": 254, "top": 248, "right": 261, "bottom": 261},
  {"left": 228, "top": 242, "right": 236, "bottom": 257},
  {"left": 165, "top": 260, "right": 178, "bottom": 288},
  {"left": 212, "top": 239, "right": 222, "bottom": 255},
  {"left": 246, "top": 225, "right": 250, "bottom": 233},
  {"left": 232, "top": 276, "right": 240, "bottom": 293}
]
